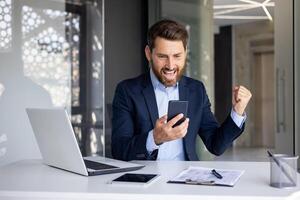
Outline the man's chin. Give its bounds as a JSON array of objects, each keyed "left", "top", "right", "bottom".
[{"left": 163, "top": 79, "right": 177, "bottom": 87}]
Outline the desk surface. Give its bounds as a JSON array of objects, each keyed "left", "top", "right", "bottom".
[{"left": 0, "top": 160, "right": 300, "bottom": 200}]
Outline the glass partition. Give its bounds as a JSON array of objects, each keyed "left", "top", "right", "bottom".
[{"left": 0, "top": 0, "right": 104, "bottom": 166}]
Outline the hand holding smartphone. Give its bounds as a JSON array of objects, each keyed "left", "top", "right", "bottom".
[{"left": 167, "top": 100, "right": 188, "bottom": 128}]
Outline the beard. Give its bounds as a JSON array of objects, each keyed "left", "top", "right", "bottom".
[{"left": 150, "top": 60, "right": 186, "bottom": 87}]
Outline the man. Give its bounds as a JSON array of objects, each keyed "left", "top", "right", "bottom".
[{"left": 111, "top": 19, "right": 252, "bottom": 161}]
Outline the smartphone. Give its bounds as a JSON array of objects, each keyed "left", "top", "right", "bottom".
[
  {"left": 111, "top": 173, "right": 160, "bottom": 186},
  {"left": 167, "top": 100, "right": 188, "bottom": 128}
]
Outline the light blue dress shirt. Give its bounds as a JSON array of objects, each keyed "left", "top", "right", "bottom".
[{"left": 146, "top": 69, "right": 246, "bottom": 160}]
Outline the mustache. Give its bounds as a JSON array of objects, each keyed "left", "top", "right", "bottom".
[{"left": 161, "top": 67, "right": 178, "bottom": 72}]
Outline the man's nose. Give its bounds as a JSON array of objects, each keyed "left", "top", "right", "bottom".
[{"left": 166, "top": 57, "right": 175, "bottom": 69}]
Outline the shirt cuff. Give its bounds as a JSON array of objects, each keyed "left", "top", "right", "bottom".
[
  {"left": 146, "top": 130, "right": 159, "bottom": 153},
  {"left": 231, "top": 109, "right": 246, "bottom": 128}
]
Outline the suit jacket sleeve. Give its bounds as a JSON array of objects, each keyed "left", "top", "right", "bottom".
[
  {"left": 111, "top": 82, "right": 151, "bottom": 161},
  {"left": 198, "top": 83, "right": 244, "bottom": 156}
]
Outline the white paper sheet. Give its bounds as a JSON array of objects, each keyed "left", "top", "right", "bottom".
[{"left": 169, "top": 166, "right": 244, "bottom": 187}]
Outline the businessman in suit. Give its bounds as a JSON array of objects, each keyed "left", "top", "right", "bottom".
[{"left": 112, "top": 19, "right": 252, "bottom": 161}]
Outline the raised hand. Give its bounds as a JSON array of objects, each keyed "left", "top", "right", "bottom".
[{"left": 232, "top": 86, "right": 252, "bottom": 116}]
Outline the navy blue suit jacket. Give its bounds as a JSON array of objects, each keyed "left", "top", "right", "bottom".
[{"left": 111, "top": 72, "right": 244, "bottom": 161}]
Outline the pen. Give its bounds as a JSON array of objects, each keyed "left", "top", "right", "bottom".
[{"left": 211, "top": 169, "right": 223, "bottom": 179}]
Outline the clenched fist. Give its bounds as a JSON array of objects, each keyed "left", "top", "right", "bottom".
[{"left": 232, "top": 86, "right": 252, "bottom": 116}]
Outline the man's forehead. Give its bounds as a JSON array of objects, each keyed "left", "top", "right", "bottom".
[
  {"left": 154, "top": 37, "right": 184, "bottom": 46},
  {"left": 153, "top": 37, "right": 185, "bottom": 54}
]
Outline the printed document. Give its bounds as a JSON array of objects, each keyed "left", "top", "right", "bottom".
[{"left": 169, "top": 166, "right": 244, "bottom": 187}]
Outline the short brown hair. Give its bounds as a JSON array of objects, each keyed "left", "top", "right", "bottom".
[{"left": 147, "top": 19, "right": 188, "bottom": 51}]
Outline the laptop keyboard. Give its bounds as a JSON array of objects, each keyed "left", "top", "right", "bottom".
[{"left": 84, "top": 159, "right": 118, "bottom": 170}]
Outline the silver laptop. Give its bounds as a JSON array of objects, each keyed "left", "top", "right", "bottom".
[{"left": 26, "top": 108, "right": 144, "bottom": 176}]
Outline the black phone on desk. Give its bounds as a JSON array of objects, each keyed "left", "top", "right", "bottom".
[
  {"left": 111, "top": 173, "right": 160, "bottom": 186},
  {"left": 167, "top": 100, "right": 188, "bottom": 128}
]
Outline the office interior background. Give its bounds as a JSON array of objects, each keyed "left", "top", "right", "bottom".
[{"left": 0, "top": 0, "right": 299, "bottom": 168}]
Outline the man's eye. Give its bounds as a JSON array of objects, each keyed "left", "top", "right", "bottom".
[{"left": 158, "top": 55, "right": 167, "bottom": 58}]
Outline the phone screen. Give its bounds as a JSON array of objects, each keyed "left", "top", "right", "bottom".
[
  {"left": 167, "top": 100, "right": 188, "bottom": 127},
  {"left": 112, "top": 173, "right": 158, "bottom": 183}
]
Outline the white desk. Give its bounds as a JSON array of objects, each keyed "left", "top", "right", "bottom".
[{"left": 0, "top": 160, "right": 299, "bottom": 200}]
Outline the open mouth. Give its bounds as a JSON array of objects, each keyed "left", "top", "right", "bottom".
[{"left": 162, "top": 68, "right": 177, "bottom": 80}]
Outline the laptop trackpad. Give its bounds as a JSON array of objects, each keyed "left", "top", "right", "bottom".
[{"left": 84, "top": 159, "right": 118, "bottom": 170}]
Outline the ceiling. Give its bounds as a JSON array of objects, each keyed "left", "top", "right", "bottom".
[
  {"left": 162, "top": 0, "right": 275, "bottom": 27},
  {"left": 214, "top": 0, "right": 275, "bottom": 27}
]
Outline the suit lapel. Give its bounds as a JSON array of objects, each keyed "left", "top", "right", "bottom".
[
  {"left": 179, "top": 76, "right": 189, "bottom": 102},
  {"left": 179, "top": 76, "right": 191, "bottom": 159},
  {"left": 142, "top": 73, "right": 159, "bottom": 128}
]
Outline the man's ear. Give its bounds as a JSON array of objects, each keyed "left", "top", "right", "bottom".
[{"left": 145, "top": 45, "right": 151, "bottom": 62}]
